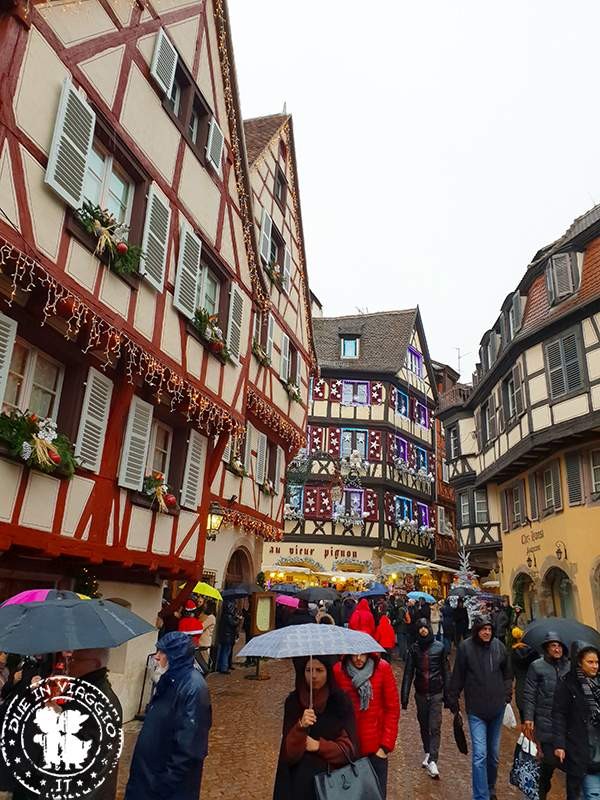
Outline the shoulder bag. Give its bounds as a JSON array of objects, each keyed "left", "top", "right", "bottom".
[{"left": 314, "top": 744, "right": 383, "bottom": 800}]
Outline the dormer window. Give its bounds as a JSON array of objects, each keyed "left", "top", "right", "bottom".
[
  {"left": 546, "top": 252, "right": 581, "bottom": 305},
  {"left": 407, "top": 347, "right": 423, "bottom": 377},
  {"left": 341, "top": 336, "right": 359, "bottom": 359}
]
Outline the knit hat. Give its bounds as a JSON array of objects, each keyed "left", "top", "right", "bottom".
[{"left": 512, "top": 626, "right": 524, "bottom": 640}]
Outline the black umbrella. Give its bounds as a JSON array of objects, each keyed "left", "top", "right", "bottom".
[
  {"left": 523, "top": 617, "right": 600, "bottom": 652},
  {"left": 297, "top": 587, "right": 339, "bottom": 603},
  {"left": 0, "top": 596, "right": 155, "bottom": 655},
  {"left": 449, "top": 586, "right": 478, "bottom": 598},
  {"left": 221, "top": 584, "right": 262, "bottom": 598},
  {"left": 270, "top": 583, "right": 298, "bottom": 595}
]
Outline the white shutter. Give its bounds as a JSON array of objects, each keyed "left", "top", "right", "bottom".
[
  {"left": 282, "top": 246, "right": 291, "bottom": 293},
  {"left": 226, "top": 285, "right": 244, "bottom": 363},
  {"left": 149, "top": 28, "right": 178, "bottom": 96},
  {"left": 512, "top": 292, "right": 523, "bottom": 332},
  {"left": 255, "top": 432, "right": 267, "bottom": 484},
  {"left": 206, "top": 118, "right": 225, "bottom": 174},
  {"left": 140, "top": 184, "right": 171, "bottom": 292},
  {"left": 295, "top": 353, "right": 302, "bottom": 388},
  {"left": 266, "top": 314, "right": 274, "bottom": 357},
  {"left": 222, "top": 436, "right": 231, "bottom": 463},
  {"left": 118, "top": 396, "right": 153, "bottom": 490},
  {"left": 0, "top": 313, "right": 17, "bottom": 407},
  {"left": 551, "top": 253, "right": 574, "bottom": 300},
  {"left": 45, "top": 78, "right": 95, "bottom": 209},
  {"left": 274, "top": 446, "right": 284, "bottom": 494},
  {"left": 75, "top": 367, "right": 113, "bottom": 473},
  {"left": 174, "top": 223, "right": 202, "bottom": 319},
  {"left": 259, "top": 209, "right": 272, "bottom": 264},
  {"left": 279, "top": 334, "right": 290, "bottom": 381},
  {"left": 244, "top": 422, "right": 254, "bottom": 472},
  {"left": 180, "top": 429, "right": 206, "bottom": 510}
]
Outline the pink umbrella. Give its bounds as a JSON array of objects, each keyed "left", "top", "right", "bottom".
[
  {"left": 276, "top": 594, "right": 300, "bottom": 608},
  {"left": 2, "top": 589, "right": 86, "bottom": 606}
]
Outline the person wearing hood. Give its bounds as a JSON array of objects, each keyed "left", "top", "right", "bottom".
[
  {"left": 348, "top": 598, "right": 376, "bottom": 637},
  {"left": 554, "top": 641, "right": 600, "bottom": 800},
  {"left": 401, "top": 618, "right": 448, "bottom": 779},
  {"left": 216, "top": 599, "right": 240, "bottom": 673},
  {"left": 374, "top": 613, "right": 396, "bottom": 662},
  {"left": 441, "top": 599, "right": 456, "bottom": 654},
  {"left": 522, "top": 630, "right": 569, "bottom": 799},
  {"left": 333, "top": 651, "right": 400, "bottom": 798},
  {"left": 510, "top": 627, "right": 538, "bottom": 723},
  {"left": 125, "top": 632, "right": 212, "bottom": 800},
  {"left": 273, "top": 655, "right": 357, "bottom": 800},
  {"left": 448, "top": 614, "right": 512, "bottom": 800}
]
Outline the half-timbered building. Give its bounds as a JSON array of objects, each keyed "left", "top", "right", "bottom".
[
  {"left": 432, "top": 361, "right": 459, "bottom": 568},
  {"left": 282, "top": 309, "right": 441, "bottom": 584},
  {"left": 0, "top": 0, "right": 313, "bottom": 718},
  {"left": 439, "top": 203, "right": 600, "bottom": 626}
]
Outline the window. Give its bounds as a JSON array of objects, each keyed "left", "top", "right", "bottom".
[
  {"left": 486, "top": 401, "right": 496, "bottom": 442},
  {"left": 504, "top": 374, "right": 516, "bottom": 420},
  {"left": 395, "top": 435, "right": 408, "bottom": 461},
  {"left": 198, "top": 266, "right": 220, "bottom": 316},
  {"left": 417, "top": 502, "right": 429, "bottom": 528},
  {"left": 512, "top": 486, "right": 522, "bottom": 525},
  {"left": 458, "top": 492, "right": 471, "bottom": 526},
  {"left": 415, "top": 447, "right": 428, "bottom": 472},
  {"left": 167, "top": 75, "right": 183, "bottom": 117},
  {"left": 545, "top": 330, "right": 584, "bottom": 399},
  {"left": 344, "top": 489, "right": 363, "bottom": 515},
  {"left": 341, "top": 380, "right": 369, "bottom": 406},
  {"left": 541, "top": 462, "right": 562, "bottom": 513},
  {"left": 274, "top": 167, "right": 287, "bottom": 208},
  {"left": 546, "top": 252, "right": 580, "bottom": 305},
  {"left": 474, "top": 489, "right": 489, "bottom": 524},
  {"left": 543, "top": 469, "right": 554, "bottom": 508},
  {"left": 340, "top": 336, "right": 359, "bottom": 359},
  {"left": 449, "top": 426, "right": 460, "bottom": 460},
  {"left": 395, "top": 495, "right": 413, "bottom": 523},
  {"left": 564, "top": 452, "right": 583, "bottom": 506},
  {"left": 507, "top": 292, "right": 523, "bottom": 340},
  {"left": 396, "top": 389, "right": 409, "bottom": 417},
  {"left": 407, "top": 347, "right": 423, "bottom": 377},
  {"left": 341, "top": 429, "right": 368, "bottom": 459},
  {"left": 83, "top": 145, "right": 134, "bottom": 226},
  {"left": 442, "top": 460, "right": 450, "bottom": 482},
  {"left": 437, "top": 505, "right": 451, "bottom": 534},
  {"left": 287, "top": 484, "right": 303, "bottom": 511},
  {"left": 480, "top": 401, "right": 489, "bottom": 444},
  {"left": 147, "top": 421, "right": 173, "bottom": 478},
  {"left": 415, "top": 401, "right": 428, "bottom": 428},
  {"left": 591, "top": 451, "right": 600, "bottom": 494},
  {"left": 3, "top": 341, "right": 64, "bottom": 419}
]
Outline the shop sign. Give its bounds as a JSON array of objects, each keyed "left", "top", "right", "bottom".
[{"left": 521, "top": 528, "right": 544, "bottom": 546}]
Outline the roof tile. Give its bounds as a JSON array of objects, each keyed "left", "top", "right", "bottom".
[{"left": 243, "top": 114, "right": 289, "bottom": 165}]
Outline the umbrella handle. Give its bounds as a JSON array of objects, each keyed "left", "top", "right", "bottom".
[{"left": 309, "top": 654, "right": 313, "bottom": 710}]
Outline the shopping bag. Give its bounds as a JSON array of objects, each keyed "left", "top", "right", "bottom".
[
  {"left": 503, "top": 703, "right": 517, "bottom": 729},
  {"left": 314, "top": 754, "right": 383, "bottom": 800},
  {"left": 509, "top": 734, "right": 540, "bottom": 800}
]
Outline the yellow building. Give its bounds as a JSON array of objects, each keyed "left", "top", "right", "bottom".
[{"left": 439, "top": 205, "right": 600, "bottom": 628}]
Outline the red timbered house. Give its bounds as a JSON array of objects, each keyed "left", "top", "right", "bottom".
[{"left": 0, "top": 0, "right": 313, "bottom": 718}]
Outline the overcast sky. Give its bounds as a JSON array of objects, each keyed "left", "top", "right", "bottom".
[{"left": 228, "top": 1, "right": 600, "bottom": 379}]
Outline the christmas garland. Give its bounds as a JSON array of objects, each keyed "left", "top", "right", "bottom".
[
  {"left": 274, "top": 556, "right": 324, "bottom": 571},
  {"left": 246, "top": 387, "right": 306, "bottom": 451},
  {"left": 222, "top": 508, "right": 282, "bottom": 542}
]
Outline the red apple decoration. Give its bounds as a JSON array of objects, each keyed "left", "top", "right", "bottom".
[
  {"left": 209, "top": 340, "right": 225, "bottom": 354},
  {"left": 49, "top": 451, "right": 62, "bottom": 465},
  {"left": 164, "top": 493, "right": 177, "bottom": 509},
  {"left": 116, "top": 241, "right": 128, "bottom": 255}
]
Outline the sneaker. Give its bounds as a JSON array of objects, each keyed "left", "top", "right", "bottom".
[
  {"left": 422, "top": 753, "right": 430, "bottom": 768},
  {"left": 427, "top": 761, "right": 440, "bottom": 779}
]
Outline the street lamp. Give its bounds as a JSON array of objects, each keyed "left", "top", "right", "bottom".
[
  {"left": 206, "top": 502, "right": 225, "bottom": 542},
  {"left": 527, "top": 552, "right": 537, "bottom": 569},
  {"left": 555, "top": 540, "right": 568, "bottom": 561}
]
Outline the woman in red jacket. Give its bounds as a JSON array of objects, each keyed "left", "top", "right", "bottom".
[
  {"left": 333, "top": 653, "right": 400, "bottom": 799},
  {"left": 348, "top": 598, "right": 376, "bottom": 637},
  {"left": 375, "top": 614, "right": 397, "bottom": 662}
]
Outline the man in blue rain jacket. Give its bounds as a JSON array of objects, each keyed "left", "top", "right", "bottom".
[{"left": 125, "top": 631, "right": 212, "bottom": 800}]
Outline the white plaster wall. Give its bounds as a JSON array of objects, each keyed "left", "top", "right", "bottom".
[
  {"left": 531, "top": 405, "right": 552, "bottom": 430},
  {"left": 525, "top": 343, "right": 545, "bottom": 375},
  {"left": 203, "top": 528, "right": 263, "bottom": 587},
  {"left": 528, "top": 374, "right": 548, "bottom": 404},
  {"left": 0, "top": 458, "right": 23, "bottom": 522},
  {"left": 553, "top": 393, "right": 589, "bottom": 424}
]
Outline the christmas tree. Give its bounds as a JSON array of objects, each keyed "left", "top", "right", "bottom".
[
  {"left": 73, "top": 567, "right": 100, "bottom": 598},
  {"left": 456, "top": 547, "right": 478, "bottom": 587}
]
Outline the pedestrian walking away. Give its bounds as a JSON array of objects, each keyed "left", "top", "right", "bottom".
[
  {"left": 453, "top": 598, "right": 469, "bottom": 646},
  {"left": 522, "top": 630, "right": 569, "bottom": 799},
  {"left": 510, "top": 626, "right": 537, "bottom": 723},
  {"left": 441, "top": 599, "right": 456, "bottom": 655},
  {"left": 125, "top": 631, "right": 212, "bottom": 800},
  {"left": 348, "top": 598, "right": 376, "bottom": 637},
  {"left": 273, "top": 655, "right": 357, "bottom": 800},
  {"left": 374, "top": 613, "right": 396, "bottom": 662},
  {"left": 216, "top": 599, "right": 239, "bottom": 673},
  {"left": 553, "top": 641, "right": 600, "bottom": 800},
  {"left": 333, "top": 651, "right": 400, "bottom": 798},
  {"left": 401, "top": 618, "right": 449, "bottom": 779},
  {"left": 448, "top": 614, "right": 512, "bottom": 800}
]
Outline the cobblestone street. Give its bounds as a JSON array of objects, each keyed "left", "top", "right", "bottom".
[{"left": 116, "top": 654, "right": 564, "bottom": 800}]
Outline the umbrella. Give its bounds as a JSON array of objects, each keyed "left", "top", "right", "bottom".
[
  {"left": 0, "top": 594, "right": 155, "bottom": 654},
  {"left": 408, "top": 591, "right": 436, "bottom": 604},
  {"left": 1, "top": 589, "right": 89, "bottom": 605},
  {"left": 221, "top": 584, "right": 262, "bottom": 598},
  {"left": 523, "top": 618, "right": 600, "bottom": 652},
  {"left": 297, "top": 587, "right": 339, "bottom": 603},
  {"left": 182, "top": 582, "right": 223, "bottom": 601},
  {"left": 358, "top": 582, "right": 388, "bottom": 598},
  {"left": 449, "top": 586, "right": 478, "bottom": 598},
  {"left": 269, "top": 583, "right": 298, "bottom": 595},
  {"left": 276, "top": 594, "right": 300, "bottom": 608}
]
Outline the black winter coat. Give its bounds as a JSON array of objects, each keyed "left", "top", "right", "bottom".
[
  {"left": 448, "top": 636, "right": 512, "bottom": 720},
  {"left": 401, "top": 638, "right": 448, "bottom": 707},
  {"left": 510, "top": 645, "right": 538, "bottom": 718},
  {"left": 523, "top": 655, "right": 569, "bottom": 743},
  {"left": 218, "top": 602, "right": 239, "bottom": 644},
  {"left": 441, "top": 604, "right": 455, "bottom": 637},
  {"left": 553, "top": 671, "right": 600, "bottom": 779}
]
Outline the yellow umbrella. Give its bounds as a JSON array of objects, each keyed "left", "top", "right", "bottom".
[{"left": 179, "top": 582, "right": 223, "bottom": 601}]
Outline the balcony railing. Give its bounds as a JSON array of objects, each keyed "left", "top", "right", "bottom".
[{"left": 438, "top": 384, "right": 472, "bottom": 412}]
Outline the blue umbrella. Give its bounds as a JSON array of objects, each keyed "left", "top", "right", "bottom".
[
  {"left": 358, "top": 582, "right": 388, "bottom": 598},
  {"left": 408, "top": 591, "right": 436, "bottom": 604},
  {"left": 269, "top": 583, "right": 298, "bottom": 595}
]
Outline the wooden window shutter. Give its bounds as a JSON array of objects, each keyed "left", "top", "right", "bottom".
[
  {"left": 475, "top": 409, "right": 482, "bottom": 452},
  {"left": 274, "top": 446, "right": 284, "bottom": 494},
  {"left": 528, "top": 474, "right": 539, "bottom": 520},
  {"left": 295, "top": 350, "right": 302, "bottom": 388},
  {"left": 149, "top": 28, "right": 178, "bottom": 96},
  {"left": 518, "top": 480, "right": 526, "bottom": 523},
  {"left": 180, "top": 429, "right": 206, "bottom": 510},
  {"left": 545, "top": 262, "right": 556, "bottom": 305},
  {"left": 206, "top": 118, "right": 225, "bottom": 174},
  {"left": 546, "top": 339, "right": 566, "bottom": 398},
  {"left": 563, "top": 332, "right": 583, "bottom": 393},
  {"left": 75, "top": 367, "right": 113, "bottom": 473},
  {"left": 513, "top": 362, "right": 524, "bottom": 416},
  {"left": 174, "top": 223, "right": 202, "bottom": 319},
  {"left": 266, "top": 313, "right": 274, "bottom": 358},
  {"left": 244, "top": 422, "right": 254, "bottom": 472},
  {"left": 497, "top": 387, "right": 506, "bottom": 433},
  {"left": 551, "top": 460, "right": 563, "bottom": 511},
  {"left": 488, "top": 394, "right": 497, "bottom": 440},
  {"left": 565, "top": 452, "right": 583, "bottom": 506},
  {"left": 513, "top": 292, "right": 523, "bottom": 331},
  {"left": 118, "top": 396, "right": 154, "bottom": 490},
  {"left": 45, "top": 79, "right": 96, "bottom": 210},
  {"left": 259, "top": 209, "right": 272, "bottom": 264},
  {"left": 226, "top": 285, "right": 244, "bottom": 363},
  {"left": 500, "top": 490, "right": 509, "bottom": 532},
  {"left": 282, "top": 246, "right": 292, "bottom": 293},
  {"left": 255, "top": 432, "right": 267, "bottom": 485},
  {"left": 140, "top": 184, "right": 171, "bottom": 292},
  {"left": 222, "top": 436, "right": 231, "bottom": 463},
  {"left": 0, "top": 312, "right": 17, "bottom": 407},
  {"left": 551, "top": 253, "right": 574, "bottom": 300},
  {"left": 279, "top": 333, "right": 290, "bottom": 381}
]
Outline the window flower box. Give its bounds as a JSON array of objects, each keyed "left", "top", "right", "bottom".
[
  {"left": 190, "top": 308, "right": 234, "bottom": 365},
  {"left": 265, "top": 260, "right": 283, "bottom": 290},
  {"left": 138, "top": 472, "right": 179, "bottom": 514},
  {"left": 73, "top": 201, "right": 143, "bottom": 281},
  {"left": 0, "top": 411, "right": 77, "bottom": 479},
  {"left": 252, "top": 339, "right": 271, "bottom": 367},
  {"left": 260, "top": 480, "right": 276, "bottom": 496},
  {"left": 226, "top": 457, "right": 247, "bottom": 478}
]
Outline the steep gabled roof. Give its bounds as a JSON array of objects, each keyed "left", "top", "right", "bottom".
[{"left": 243, "top": 114, "right": 289, "bottom": 165}]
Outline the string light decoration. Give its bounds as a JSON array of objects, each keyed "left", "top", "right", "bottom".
[
  {"left": 247, "top": 387, "right": 306, "bottom": 452},
  {"left": 222, "top": 508, "right": 283, "bottom": 542},
  {"left": 0, "top": 238, "right": 244, "bottom": 439}
]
